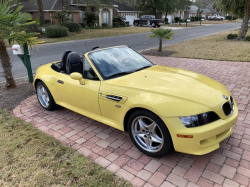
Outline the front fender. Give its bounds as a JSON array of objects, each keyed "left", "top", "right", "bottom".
[{"left": 34, "top": 63, "right": 62, "bottom": 101}]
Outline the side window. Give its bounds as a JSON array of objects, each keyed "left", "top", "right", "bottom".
[
  {"left": 140, "top": 16, "right": 145, "bottom": 19},
  {"left": 83, "top": 58, "right": 99, "bottom": 80}
]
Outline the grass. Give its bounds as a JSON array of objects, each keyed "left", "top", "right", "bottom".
[
  {"left": 38, "top": 26, "right": 151, "bottom": 44},
  {"left": 161, "top": 29, "right": 250, "bottom": 62},
  {"left": 0, "top": 109, "right": 131, "bottom": 187}
]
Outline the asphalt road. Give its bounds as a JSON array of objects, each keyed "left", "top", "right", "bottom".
[{"left": 0, "top": 22, "right": 241, "bottom": 82}]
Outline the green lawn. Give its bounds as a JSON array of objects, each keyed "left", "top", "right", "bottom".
[
  {"left": 0, "top": 109, "right": 131, "bottom": 187},
  {"left": 38, "top": 26, "right": 151, "bottom": 44},
  {"left": 161, "top": 29, "right": 250, "bottom": 62}
]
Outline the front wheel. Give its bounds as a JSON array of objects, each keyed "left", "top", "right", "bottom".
[
  {"left": 36, "top": 81, "right": 56, "bottom": 111},
  {"left": 134, "top": 22, "right": 139, "bottom": 26},
  {"left": 128, "top": 110, "right": 173, "bottom": 157}
]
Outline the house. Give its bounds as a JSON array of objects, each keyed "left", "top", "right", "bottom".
[
  {"left": 159, "top": 5, "right": 211, "bottom": 23},
  {"left": 112, "top": 0, "right": 141, "bottom": 25},
  {"left": 12, "top": 0, "right": 141, "bottom": 26}
]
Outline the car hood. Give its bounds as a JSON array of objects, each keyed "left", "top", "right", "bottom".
[{"left": 105, "top": 65, "right": 230, "bottom": 108}]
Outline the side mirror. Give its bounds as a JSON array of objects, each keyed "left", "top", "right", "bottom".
[{"left": 70, "top": 72, "right": 85, "bottom": 85}]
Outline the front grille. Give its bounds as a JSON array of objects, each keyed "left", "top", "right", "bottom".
[{"left": 222, "top": 102, "right": 232, "bottom": 116}]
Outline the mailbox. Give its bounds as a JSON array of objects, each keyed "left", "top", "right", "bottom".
[
  {"left": 12, "top": 45, "right": 24, "bottom": 55},
  {"left": 186, "top": 19, "right": 190, "bottom": 22},
  {"left": 201, "top": 19, "right": 205, "bottom": 21}
]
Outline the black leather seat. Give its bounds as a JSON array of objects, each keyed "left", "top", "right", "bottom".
[
  {"left": 60, "top": 50, "right": 72, "bottom": 72},
  {"left": 66, "top": 52, "right": 83, "bottom": 75}
]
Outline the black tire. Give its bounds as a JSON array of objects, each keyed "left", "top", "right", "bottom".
[
  {"left": 134, "top": 22, "right": 139, "bottom": 26},
  {"left": 127, "top": 110, "right": 173, "bottom": 157},
  {"left": 151, "top": 22, "right": 156, "bottom": 28},
  {"left": 36, "top": 81, "right": 56, "bottom": 111}
]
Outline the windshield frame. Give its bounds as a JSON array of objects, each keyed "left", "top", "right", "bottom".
[{"left": 87, "top": 46, "right": 154, "bottom": 80}]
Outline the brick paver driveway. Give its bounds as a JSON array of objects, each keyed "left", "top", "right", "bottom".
[{"left": 13, "top": 56, "right": 250, "bottom": 187}]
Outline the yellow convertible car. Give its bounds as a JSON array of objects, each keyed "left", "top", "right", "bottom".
[{"left": 34, "top": 46, "right": 238, "bottom": 157}]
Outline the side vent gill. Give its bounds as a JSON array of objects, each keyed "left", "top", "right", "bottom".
[{"left": 106, "top": 95, "right": 122, "bottom": 102}]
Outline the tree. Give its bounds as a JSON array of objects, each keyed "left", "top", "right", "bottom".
[
  {"left": 195, "top": 0, "right": 215, "bottom": 9},
  {"left": 0, "top": 2, "right": 43, "bottom": 88},
  {"left": 37, "top": 0, "right": 44, "bottom": 26},
  {"left": 215, "top": 0, "right": 250, "bottom": 38},
  {"left": 147, "top": 29, "right": 175, "bottom": 52}
]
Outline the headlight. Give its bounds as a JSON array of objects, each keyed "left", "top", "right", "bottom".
[{"left": 180, "top": 112, "right": 220, "bottom": 128}]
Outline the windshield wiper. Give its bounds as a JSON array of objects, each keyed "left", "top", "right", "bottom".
[
  {"left": 134, "top": 65, "right": 153, "bottom": 72},
  {"left": 105, "top": 71, "right": 131, "bottom": 79}
]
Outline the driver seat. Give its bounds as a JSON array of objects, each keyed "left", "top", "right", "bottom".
[{"left": 66, "top": 52, "right": 83, "bottom": 75}]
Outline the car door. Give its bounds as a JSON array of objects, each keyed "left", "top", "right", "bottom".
[{"left": 55, "top": 57, "right": 101, "bottom": 115}]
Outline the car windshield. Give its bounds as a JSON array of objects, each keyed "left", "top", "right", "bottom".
[{"left": 88, "top": 46, "right": 154, "bottom": 79}]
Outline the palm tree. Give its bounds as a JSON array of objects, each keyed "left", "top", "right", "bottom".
[
  {"left": 0, "top": 2, "right": 44, "bottom": 88},
  {"left": 215, "top": 0, "right": 250, "bottom": 38},
  {"left": 147, "top": 29, "right": 175, "bottom": 52}
]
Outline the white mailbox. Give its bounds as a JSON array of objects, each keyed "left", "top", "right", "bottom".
[
  {"left": 12, "top": 45, "right": 24, "bottom": 55},
  {"left": 187, "top": 19, "right": 190, "bottom": 22},
  {"left": 201, "top": 19, "right": 205, "bottom": 21}
]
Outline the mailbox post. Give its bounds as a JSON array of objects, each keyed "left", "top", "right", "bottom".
[
  {"left": 12, "top": 43, "right": 33, "bottom": 83},
  {"left": 186, "top": 19, "right": 190, "bottom": 27},
  {"left": 200, "top": 18, "right": 204, "bottom": 25}
]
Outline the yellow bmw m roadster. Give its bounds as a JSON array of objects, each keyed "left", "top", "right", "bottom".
[{"left": 33, "top": 46, "right": 238, "bottom": 157}]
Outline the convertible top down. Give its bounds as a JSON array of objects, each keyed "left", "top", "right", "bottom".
[{"left": 33, "top": 46, "right": 238, "bottom": 157}]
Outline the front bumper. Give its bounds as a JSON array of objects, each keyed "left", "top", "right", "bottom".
[{"left": 162, "top": 106, "right": 238, "bottom": 155}]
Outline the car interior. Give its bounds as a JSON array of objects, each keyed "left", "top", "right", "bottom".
[{"left": 51, "top": 51, "right": 99, "bottom": 80}]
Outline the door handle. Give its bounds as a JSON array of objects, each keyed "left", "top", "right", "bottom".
[{"left": 57, "top": 80, "right": 64, "bottom": 84}]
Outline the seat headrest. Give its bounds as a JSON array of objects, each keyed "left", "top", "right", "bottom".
[
  {"left": 61, "top": 50, "right": 72, "bottom": 70},
  {"left": 67, "top": 52, "right": 81, "bottom": 63}
]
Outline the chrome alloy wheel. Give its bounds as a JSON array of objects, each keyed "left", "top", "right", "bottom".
[
  {"left": 37, "top": 85, "right": 50, "bottom": 108},
  {"left": 131, "top": 116, "right": 164, "bottom": 153}
]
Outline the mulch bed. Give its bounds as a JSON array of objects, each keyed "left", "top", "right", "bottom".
[{"left": 0, "top": 80, "right": 35, "bottom": 111}]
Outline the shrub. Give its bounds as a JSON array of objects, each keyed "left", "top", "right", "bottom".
[
  {"left": 232, "top": 16, "right": 237, "bottom": 20},
  {"left": 45, "top": 25, "right": 68, "bottom": 38},
  {"left": 64, "top": 22, "right": 81, "bottom": 32},
  {"left": 44, "top": 20, "right": 51, "bottom": 25},
  {"left": 180, "top": 19, "right": 183, "bottom": 23},
  {"left": 174, "top": 17, "right": 180, "bottom": 23},
  {"left": 164, "top": 17, "right": 168, "bottom": 23},
  {"left": 79, "top": 23, "right": 85, "bottom": 28},
  {"left": 113, "top": 15, "right": 126, "bottom": 27},
  {"left": 84, "top": 12, "right": 99, "bottom": 27},
  {"left": 102, "top": 23, "right": 108, "bottom": 27},
  {"left": 245, "top": 35, "right": 250, "bottom": 41},
  {"left": 227, "top": 33, "right": 238, "bottom": 39},
  {"left": 24, "top": 23, "right": 40, "bottom": 33},
  {"left": 225, "top": 16, "right": 232, "bottom": 20},
  {"left": 190, "top": 17, "right": 195, "bottom": 21}
]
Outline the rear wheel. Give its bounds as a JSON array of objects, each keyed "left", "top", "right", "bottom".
[
  {"left": 128, "top": 110, "right": 173, "bottom": 157},
  {"left": 151, "top": 22, "right": 156, "bottom": 28},
  {"left": 36, "top": 81, "right": 56, "bottom": 111}
]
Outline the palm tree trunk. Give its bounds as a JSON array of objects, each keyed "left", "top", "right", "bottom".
[
  {"left": 240, "top": 0, "right": 250, "bottom": 38},
  {"left": 37, "top": 0, "right": 44, "bottom": 26},
  {"left": 158, "top": 39, "right": 162, "bottom": 52},
  {"left": 0, "top": 40, "right": 16, "bottom": 88}
]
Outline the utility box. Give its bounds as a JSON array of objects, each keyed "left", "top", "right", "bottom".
[{"left": 12, "top": 45, "right": 24, "bottom": 55}]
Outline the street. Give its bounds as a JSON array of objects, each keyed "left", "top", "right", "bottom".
[{"left": 0, "top": 22, "right": 241, "bottom": 82}]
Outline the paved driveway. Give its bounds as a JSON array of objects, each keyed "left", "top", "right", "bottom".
[{"left": 13, "top": 56, "right": 250, "bottom": 187}]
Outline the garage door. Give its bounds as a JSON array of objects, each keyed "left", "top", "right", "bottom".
[{"left": 121, "top": 13, "right": 137, "bottom": 25}]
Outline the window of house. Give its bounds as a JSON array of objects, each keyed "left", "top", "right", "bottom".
[
  {"left": 79, "top": 7, "right": 86, "bottom": 11},
  {"left": 92, "top": 7, "right": 95, "bottom": 12}
]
